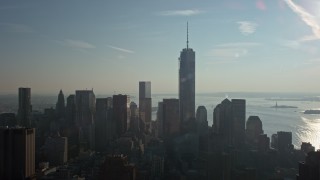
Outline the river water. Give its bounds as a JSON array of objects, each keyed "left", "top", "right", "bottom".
[{"left": 150, "top": 92, "right": 320, "bottom": 149}]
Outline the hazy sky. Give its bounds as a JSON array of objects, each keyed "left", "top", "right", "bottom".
[{"left": 1, "top": 0, "right": 320, "bottom": 95}]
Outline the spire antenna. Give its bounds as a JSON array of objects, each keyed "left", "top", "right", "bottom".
[{"left": 187, "top": 22, "right": 189, "bottom": 49}]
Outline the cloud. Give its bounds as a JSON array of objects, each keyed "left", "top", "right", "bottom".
[
  {"left": 107, "top": 45, "right": 134, "bottom": 54},
  {"left": 64, "top": 39, "right": 95, "bottom": 49},
  {"left": 237, "top": 21, "right": 258, "bottom": 35},
  {"left": 299, "top": 35, "right": 319, "bottom": 41},
  {"left": 158, "top": 9, "right": 204, "bottom": 16},
  {"left": 0, "top": 23, "right": 33, "bottom": 33},
  {"left": 282, "top": 40, "right": 318, "bottom": 54},
  {"left": 55, "top": 39, "right": 95, "bottom": 49},
  {"left": 284, "top": 0, "right": 320, "bottom": 41}
]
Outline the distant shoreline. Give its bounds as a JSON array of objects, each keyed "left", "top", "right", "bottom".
[
  {"left": 270, "top": 105, "right": 298, "bottom": 108},
  {"left": 266, "top": 98, "right": 320, "bottom": 102}
]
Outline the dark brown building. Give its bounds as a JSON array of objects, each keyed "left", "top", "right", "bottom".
[
  {"left": 95, "top": 97, "right": 113, "bottom": 152},
  {"left": 18, "top": 87, "right": 32, "bottom": 127},
  {"left": 0, "top": 127, "right": 35, "bottom": 179},
  {"left": 139, "top": 81, "right": 152, "bottom": 133},
  {"left": 75, "top": 90, "right": 96, "bottom": 150},
  {"left": 246, "top": 116, "right": 263, "bottom": 144},
  {"left": 113, "top": 94, "right": 130, "bottom": 137},
  {"left": 213, "top": 99, "right": 246, "bottom": 147},
  {"left": 163, "top": 99, "right": 180, "bottom": 137}
]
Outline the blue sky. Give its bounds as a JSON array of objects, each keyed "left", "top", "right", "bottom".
[{"left": 1, "top": 0, "right": 320, "bottom": 94}]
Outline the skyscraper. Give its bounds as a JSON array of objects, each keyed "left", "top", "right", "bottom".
[
  {"left": 297, "top": 151, "right": 320, "bottom": 180},
  {"left": 65, "top": 94, "right": 79, "bottom": 158},
  {"left": 213, "top": 99, "right": 246, "bottom": 147},
  {"left": 179, "top": 23, "right": 195, "bottom": 124},
  {"left": 56, "top": 89, "right": 66, "bottom": 119},
  {"left": 129, "top": 101, "right": 140, "bottom": 133},
  {"left": 157, "top": 102, "right": 164, "bottom": 138},
  {"left": 75, "top": 90, "right": 96, "bottom": 127},
  {"left": 0, "top": 127, "right": 35, "bottom": 179},
  {"left": 232, "top": 99, "right": 246, "bottom": 146},
  {"left": 246, "top": 116, "right": 263, "bottom": 144},
  {"left": 66, "top": 94, "right": 76, "bottom": 126},
  {"left": 213, "top": 99, "right": 233, "bottom": 136},
  {"left": 95, "top": 97, "right": 113, "bottom": 152},
  {"left": 75, "top": 90, "right": 96, "bottom": 150},
  {"left": 18, "top": 87, "right": 32, "bottom": 127},
  {"left": 277, "top": 131, "right": 293, "bottom": 152},
  {"left": 163, "top": 99, "right": 180, "bottom": 137},
  {"left": 113, "top": 94, "right": 130, "bottom": 137},
  {"left": 139, "top": 81, "right": 152, "bottom": 133},
  {"left": 196, "top": 106, "right": 208, "bottom": 136},
  {"left": 196, "top": 106, "right": 207, "bottom": 123}
]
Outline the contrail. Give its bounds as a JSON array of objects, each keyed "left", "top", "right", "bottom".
[
  {"left": 284, "top": 0, "right": 320, "bottom": 41},
  {"left": 107, "top": 45, "right": 134, "bottom": 54}
]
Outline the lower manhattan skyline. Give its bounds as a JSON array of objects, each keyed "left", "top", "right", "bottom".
[
  {"left": 1, "top": 0, "right": 320, "bottom": 94},
  {"left": 2, "top": 1, "right": 320, "bottom": 180}
]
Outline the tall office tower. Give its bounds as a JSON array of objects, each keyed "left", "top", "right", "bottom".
[
  {"left": 113, "top": 94, "right": 130, "bottom": 137},
  {"left": 301, "top": 142, "right": 315, "bottom": 154},
  {"left": 75, "top": 90, "right": 96, "bottom": 126},
  {"left": 213, "top": 99, "right": 233, "bottom": 139},
  {"left": 196, "top": 106, "right": 207, "bottom": 122},
  {"left": 157, "top": 102, "right": 164, "bottom": 138},
  {"left": 56, "top": 89, "right": 66, "bottom": 119},
  {"left": 297, "top": 151, "right": 320, "bottom": 180},
  {"left": 196, "top": 106, "right": 208, "bottom": 136},
  {"left": 0, "top": 127, "right": 35, "bottom": 179},
  {"left": 163, "top": 99, "right": 180, "bottom": 137},
  {"left": 18, "top": 87, "right": 32, "bottom": 127},
  {"left": 213, "top": 99, "right": 246, "bottom": 146},
  {"left": 179, "top": 23, "right": 195, "bottom": 124},
  {"left": 65, "top": 95, "right": 79, "bottom": 158},
  {"left": 75, "top": 90, "right": 96, "bottom": 150},
  {"left": 139, "top": 81, "right": 152, "bottom": 133},
  {"left": 277, "top": 131, "right": 293, "bottom": 152},
  {"left": 197, "top": 108, "right": 209, "bottom": 154},
  {"left": 232, "top": 99, "right": 246, "bottom": 146},
  {"left": 95, "top": 97, "right": 113, "bottom": 152},
  {"left": 129, "top": 101, "right": 140, "bottom": 133},
  {"left": 66, "top": 95, "right": 76, "bottom": 126},
  {"left": 246, "top": 116, "right": 263, "bottom": 144}
]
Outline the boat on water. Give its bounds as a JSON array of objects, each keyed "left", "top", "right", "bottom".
[
  {"left": 270, "top": 102, "right": 298, "bottom": 109},
  {"left": 304, "top": 110, "right": 320, "bottom": 114}
]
